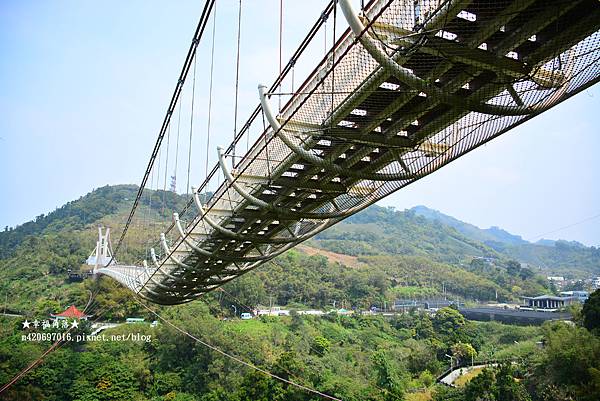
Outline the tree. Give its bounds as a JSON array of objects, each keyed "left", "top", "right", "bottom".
[
  {"left": 531, "top": 322, "right": 600, "bottom": 401},
  {"left": 506, "top": 260, "right": 521, "bottom": 277},
  {"left": 311, "top": 336, "right": 330, "bottom": 355},
  {"left": 451, "top": 342, "right": 477, "bottom": 365},
  {"left": 433, "top": 385, "right": 464, "bottom": 401},
  {"left": 582, "top": 289, "right": 600, "bottom": 333},
  {"left": 273, "top": 351, "right": 305, "bottom": 381},
  {"left": 565, "top": 280, "right": 586, "bottom": 291},
  {"left": 495, "top": 364, "right": 531, "bottom": 401},
  {"left": 533, "top": 384, "right": 576, "bottom": 401},
  {"left": 463, "top": 365, "right": 531, "bottom": 401},
  {"left": 464, "top": 368, "right": 496, "bottom": 401},
  {"left": 433, "top": 307, "right": 466, "bottom": 337},
  {"left": 371, "top": 350, "right": 405, "bottom": 401},
  {"left": 414, "top": 313, "right": 435, "bottom": 339},
  {"left": 518, "top": 268, "right": 535, "bottom": 281},
  {"left": 70, "top": 355, "right": 137, "bottom": 401},
  {"left": 233, "top": 370, "right": 285, "bottom": 401},
  {"left": 433, "top": 307, "right": 475, "bottom": 345}
]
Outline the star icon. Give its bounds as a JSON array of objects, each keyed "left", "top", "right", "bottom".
[
  {"left": 70, "top": 319, "right": 79, "bottom": 329},
  {"left": 22, "top": 320, "right": 31, "bottom": 329}
]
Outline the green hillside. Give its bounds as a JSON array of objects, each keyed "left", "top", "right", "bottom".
[
  {"left": 313, "top": 205, "right": 499, "bottom": 263},
  {"left": 0, "top": 185, "right": 555, "bottom": 316},
  {"left": 308, "top": 205, "right": 551, "bottom": 302},
  {"left": 0, "top": 185, "right": 189, "bottom": 315},
  {"left": 2, "top": 184, "right": 582, "bottom": 318},
  {"left": 1, "top": 185, "right": 599, "bottom": 401},
  {"left": 411, "top": 205, "right": 528, "bottom": 246},
  {"left": 409, "top": 205, "right": 600, "bottom": 277}
]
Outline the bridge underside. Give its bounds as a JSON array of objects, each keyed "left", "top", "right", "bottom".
[{"left": 97, "top": 0, "right": 600, "bottom": 304}]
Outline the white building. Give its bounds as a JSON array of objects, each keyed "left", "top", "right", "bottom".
[
  {"left": 522, "top": 295, "right": 577, "bottom": 311},
  {"left": 592, "top": 277, "right": 600, "bottom": 290},
  {"left": 296, "top": 310, "right": 325, "bottom": 316},
  {"left": 560, "top": 291, "right": 589, "bottom": 303},
  {"left": 254, "top": 306, "right": 290, "bottom": 316}
]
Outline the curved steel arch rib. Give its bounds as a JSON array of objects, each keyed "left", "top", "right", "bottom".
[{"left": 95, "top": 0, "right": 600, "bottom": 304}]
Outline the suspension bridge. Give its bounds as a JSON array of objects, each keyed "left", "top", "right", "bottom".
[{"left": 91, "top": 0, "right": 600, "bottom": 305}]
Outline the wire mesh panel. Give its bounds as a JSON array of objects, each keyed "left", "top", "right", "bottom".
[{"left": 97, "top": 0, "right": 600, "bottom": 305}]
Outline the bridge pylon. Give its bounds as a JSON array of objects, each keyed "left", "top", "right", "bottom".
[{"left": 86, "top": 226, "right": 115, "bottom": 274}]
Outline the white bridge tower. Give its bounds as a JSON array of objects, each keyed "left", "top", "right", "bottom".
[{"left": 87, "top": 227, "right": 115, "bottom": 274}]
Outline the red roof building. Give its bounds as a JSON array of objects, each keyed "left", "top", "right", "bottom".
[{"left": 51, "top": 305, "right": 88, "bottom": 320}]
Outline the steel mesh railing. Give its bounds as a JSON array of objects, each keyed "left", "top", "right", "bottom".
[{"left": 97, "top": 0, "right": 600, "bottom": 304}]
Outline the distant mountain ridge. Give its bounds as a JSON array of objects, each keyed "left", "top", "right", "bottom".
[
  {"left": 314, "top": 204, "right": 600, "bottom": 276},
  {"left": 0, "top": 185, "right": 597, "bottom": 314},
  {"left": 410, "top": 205, "right": 528, "bottom": 247},
  {"left": 1, "top": 186, "right": 598, "bottom": 286}
]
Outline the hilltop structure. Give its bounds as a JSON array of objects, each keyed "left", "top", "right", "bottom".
[{"left": 51, "top": 305, "right": 88, "bottom": 321}]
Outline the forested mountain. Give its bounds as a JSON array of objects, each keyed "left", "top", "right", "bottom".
[
  {"left": 316, "top": 204, "right": 600, "bottom": 277},
  {"left": 412, "top": 205, "right": 600, "bottom": 276},
  {"left": 0, "top": 185, "right": 188, "bottom": 259},
  {"left": 411, "top": 205, "right": 528, "bottom": 246},
  {"left": 3, "top": 184, "right": 595, "bottom": 315},
  {"left": 1, "top": 185, "right": 600, "bottom": 401},
  {"left": 0, "top": 185, "right": 553, "bottom": 315},
  {"left": 0, "top": 185, "right": 190, "bottom": 314}
]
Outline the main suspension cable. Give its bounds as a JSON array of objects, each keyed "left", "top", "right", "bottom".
[
  {"left": 206, "top": 2, "right": 217, "bottom": 182},
  {"left": 107, "top": 0, "right": 216, "bottom": 265},
  {"left": 187, "top": 50, "right": 198, "bottom": 195},
  {"left": 162, "top": 122, "right": 171, "bottom": 213},
  {"left": 173, "top": 97, "right": 182, "bottom": 192},
  {"left": 233, "top": 0, "right": 243, "bottom": 160}
]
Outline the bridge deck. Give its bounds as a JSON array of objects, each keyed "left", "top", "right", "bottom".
[{"left": 97, "top": 0, "right": 600, "bottom": 304}]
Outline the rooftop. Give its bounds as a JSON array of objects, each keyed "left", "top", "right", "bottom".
[
  {"left": 51, "top": 305, "right": 87, "bottom": 319},
  {"left": 522, "top": 295, "right": 575, "bottom": 301}
]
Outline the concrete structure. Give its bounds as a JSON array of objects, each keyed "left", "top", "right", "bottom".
[
  {"left": 522, "top": 295, "right": 577, "bottom": 311},
  {"left": 439, "top": 363, "right": 500, "bottom": 387},
  {"left": 254, "top": 307, "right": 290, "bottom": 317},
  {"left": 460, "top": 307, "right": 571, "bottom": 325},
  {"left": 90, "top": 322, "right": 120, "bottom": 336},
  {"left": 592, "top": 277, "right": 600, "bottom": 290},
  {"left": 296, "top": 310, "right": 325, "bottom": 316},
  {"left": 560, "top": 291, "right": 589, "bottom": 303},
  {"left": 392, "top": 299, "right": 458, "bottom": 311},
  {"left": 86, "top": 227, "right": 115, "bottom": 271}
]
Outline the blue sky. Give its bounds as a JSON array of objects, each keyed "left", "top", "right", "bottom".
[{"left": 1, "top": 1, "right": 598, "bottom": 246}]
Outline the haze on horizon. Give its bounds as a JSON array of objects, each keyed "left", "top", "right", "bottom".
[{"left": 1, "top": 1, "right": 598, "bottom": 247}]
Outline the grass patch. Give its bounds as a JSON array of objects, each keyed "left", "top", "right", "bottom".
[
  {"left": 405, "top": 389, "right": 433, "bottom": 401},
  {"left": 453, "top": 366, "right": 486, "bottom": 387},
  {"left": 226, "top": 318, "right": 283, "bottom": 337}
]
